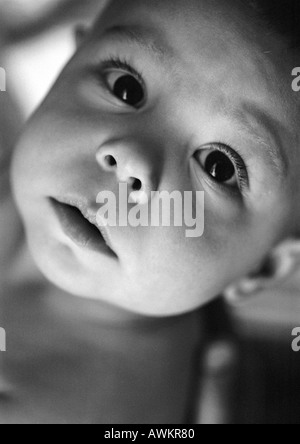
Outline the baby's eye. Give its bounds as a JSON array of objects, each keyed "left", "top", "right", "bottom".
[
  {"left": 195, "top": 144, "right": 248, "bottom": 190},
  {"left": 105, "top": 71, "right": 145, "bottom": 108},
  {"left": 198, "top": 150, "right": 236, "bottom": 185}
]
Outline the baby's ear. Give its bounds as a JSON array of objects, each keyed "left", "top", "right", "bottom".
[
  {"left": 74, "top": 24, "right": 91, "bottom": 48},
  {"left": 225, "top": 239, "right": 300, "bottom": 303}
]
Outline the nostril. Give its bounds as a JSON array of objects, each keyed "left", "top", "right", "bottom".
[
  {"left": 105, "top": 155, "right": 117, "bottom": 167},
  {"left": 131, "top": 178, "right": 142, "bottom": 191}
]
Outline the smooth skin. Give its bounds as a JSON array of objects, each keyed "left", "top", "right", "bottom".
[
  {"left": 1, "top": 0, "right": 300, "bottom": 423},
  {"left": 12, "top": 0, "right": 300, "bottom": 316}
]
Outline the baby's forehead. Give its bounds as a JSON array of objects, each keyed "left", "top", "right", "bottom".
[
  {"left": 94, "top": 0, "right": 290, "bottom": 98},
  {"left": 99, "top": 0, "right": 251, "bottom": 36},
  {"left": 96, "top": 0, "right": 285, "bottom": 66},
  {"left": 91, "top": 0, "right": 300, "bottom": 170}
]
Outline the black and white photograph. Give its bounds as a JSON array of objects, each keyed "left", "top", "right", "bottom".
[{"left": 0, "top": 0, "right": 300, "bottom": 426}]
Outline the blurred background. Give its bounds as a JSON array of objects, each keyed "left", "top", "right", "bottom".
[
  {"left": 0, "top": 0, "right": 105, "bottom": 117},
  {"left": 1, "top": 0, "right": 300, "bottom": 425}
]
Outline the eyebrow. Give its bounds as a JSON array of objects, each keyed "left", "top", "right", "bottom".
[
  {"left": 100, "top": 26, "right": 289, "bottom": 177},
  {"left": 100, "top": 24, "right": 175, "bottom": 62},
  {"left": 230, "top": 103, "right": 289, "bottom": 177}
]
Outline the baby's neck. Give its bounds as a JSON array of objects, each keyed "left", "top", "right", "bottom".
[
  {"left": 49, "top": 287, "right": 155, "bottom": 327},
  {"left": 0, "top": 274, "right": 202, "bottom": 424},
  {"left": 8, "top": 241, "right": 169, "bottom": 327}
]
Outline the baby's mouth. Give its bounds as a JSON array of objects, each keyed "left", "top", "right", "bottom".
[{"left": 50, "top": 197, "right": 117, "bottom": 259}]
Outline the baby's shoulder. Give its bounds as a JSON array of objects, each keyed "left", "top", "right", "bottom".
[
  {"left": 0, "top": 89, "right": 23, "bottom": 284},
  {"left": 0, "top": 192, "right": 24, "bottom": 285}
]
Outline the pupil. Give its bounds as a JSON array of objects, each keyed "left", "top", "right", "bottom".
[
  {"left": 205, "top": 151, "right": 235, "bottom": 183},
  {"left": 113, "top": 75, "right": 144, "bottom": 106}
]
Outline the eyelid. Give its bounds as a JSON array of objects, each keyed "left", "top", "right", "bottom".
[
  {"left": 100, "top": 57, "right": 144, "bottom": 84},
  {"left": 199, "top": 143, "right": 249, "bottom": 192},
  {"left": 95, "top": 56, "right": 147, "bottom": 109}
]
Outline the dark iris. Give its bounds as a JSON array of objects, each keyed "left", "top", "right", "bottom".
[
  {"left": 205, "top": 151, "right": 235, "bottom": 183},
  {"left": 113, "top": 75, "right": 144, "bottom": 107}
]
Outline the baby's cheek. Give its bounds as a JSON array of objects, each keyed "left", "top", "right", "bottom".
[
  {"left": 202, "top": 202, "right": 245, "bottom": 251},
  {"left": 198, "top": 206, "right": 254, "bottom": 281}
]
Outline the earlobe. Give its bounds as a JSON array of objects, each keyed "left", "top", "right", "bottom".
[
  {"left": 225, "top": 238, "right": 300, "bottom": 303},
  {"left": 74, "top": 25, "right": 90, "bottom": 48}
]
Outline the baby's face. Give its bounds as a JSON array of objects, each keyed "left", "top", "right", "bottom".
[{"left": 12, "top": 0, "right": 300, "bottom": 316}]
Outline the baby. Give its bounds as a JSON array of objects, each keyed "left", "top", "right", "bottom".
[{"left": 1, "top": 0, "right": 300, "bottom": 424}]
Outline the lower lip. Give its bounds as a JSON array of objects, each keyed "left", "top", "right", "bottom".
[{"left": 50, "top": 198, "right": 117, "bottom": 258}]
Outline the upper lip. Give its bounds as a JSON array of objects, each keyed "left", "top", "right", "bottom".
[{"left": 51, "top": 196, "right": 117, "bottom": 256}]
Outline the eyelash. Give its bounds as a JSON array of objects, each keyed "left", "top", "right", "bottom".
[
  {"left": 94, "top": 58, "right": 249, "bottom": 192},
  {"left": 97, "top": 56, "right": 145, "bottom": 95},
  {"left": 206, "top": 143, "right": 249, "bottom": 191},
  {"left": 103, "top": 56, "right": 143, "bottom": 77}
]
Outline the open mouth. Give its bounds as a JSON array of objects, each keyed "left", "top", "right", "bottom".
[{"left": 50, "top": 197, "right": 117, "bottom": 258}]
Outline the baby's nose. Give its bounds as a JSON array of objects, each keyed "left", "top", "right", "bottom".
[{"left": 96, "top": 141, "right": 159, "bottom": 204}]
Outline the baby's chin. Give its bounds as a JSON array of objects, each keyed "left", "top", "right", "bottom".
[
  {"left": 29, "top": 245, "right": 204, "bottom": 318},
  {"left": 20, "top": 212, "right": 210, "bottom": 317}
]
